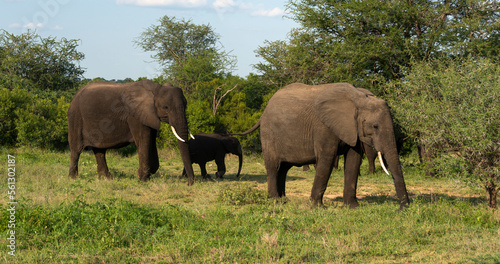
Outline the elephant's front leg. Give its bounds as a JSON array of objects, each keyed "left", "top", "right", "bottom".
[
  {"left": 136, "top": 129, "right": 159, "bottom": 181},
  {"left": 199, "top": 162, "right": 210, "bottom": 179},
  {"left": 215, "top": 155, "right": 226, "bottom": 179},
  {"left": 310, "top": 157, "right": 335, "bottom": 207},
  {"left": 343, "top": 145, "right": 363, "bottom": 208}
]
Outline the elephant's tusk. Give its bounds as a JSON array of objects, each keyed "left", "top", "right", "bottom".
[
  {"left": 170, "top": 126, "right": 186, "bottom": 142},
  {"left": 378, "top": 152, "right": 390, "bottom": 175},
  {"left": 189, "top": 130, "right": 195, "bottom": 140}
]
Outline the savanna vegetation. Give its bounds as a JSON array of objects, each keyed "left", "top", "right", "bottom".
[
  {"left": 1, "top": 0, "right": 499, "bottom": 262},
  {"left": 0, "top": 147, "right": 499, "bottom": 263}
]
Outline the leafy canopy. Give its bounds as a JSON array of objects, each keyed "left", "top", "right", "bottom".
[
  {"left": 135, "top": 16, "right": 236, "bottom": 91},
  {"left": 0, "top": 30, "right": 85, "bottom": 92},
  {"left": 256, "top": 0, "right": 500, "bottom": 90}
]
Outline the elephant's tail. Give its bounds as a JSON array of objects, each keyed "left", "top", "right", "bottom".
[{"left": 230, "top": 119, "right": 261, "bottom": 136}]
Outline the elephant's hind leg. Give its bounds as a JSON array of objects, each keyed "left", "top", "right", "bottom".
[
  {"left": 69, "top": 148, "right": 82, "bottom": 178},
  {"left": 265, "top": 158, "right": 291, "bottom": 199},
  {"left": 277, "top": 163, "right": 292, "bottom": 197},
  {"left": 264, "top": 158, "right": 281, "bottom": 199},
  {"left": 93, "top": 148, "right": 112, "bottom": 179}
]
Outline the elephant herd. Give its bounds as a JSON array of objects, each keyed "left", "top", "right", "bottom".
[{"left": 67, "top": 80, "right": 410, "bottom": 209}]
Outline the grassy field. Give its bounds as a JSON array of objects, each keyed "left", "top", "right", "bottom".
[{"left": 1, "top": 146, "right": 499, "bottom": 263}]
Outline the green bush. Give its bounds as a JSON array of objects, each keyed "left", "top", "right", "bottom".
[
  {"left": 0, "top": 87, "right": 33, "bottom": 145},
  {"left": 15, "top": 95, "right": 69, "bottom": 149},
  {"left": 218, "top": 91, "right": 262, "bottom": 153},
  {"left": 386, "top": 57, "right": 500, "bottom": 208},
  {"left": 0, "top": 87, "right": 70, "bottom": 149}
]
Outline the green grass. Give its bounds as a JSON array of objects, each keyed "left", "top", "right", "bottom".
[{"left": 0, "top": 147, "right": 498, "bottom": 263}]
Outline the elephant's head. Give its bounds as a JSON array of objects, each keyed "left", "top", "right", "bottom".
[
  {"left": 121, "top": 79, "right": 195, "bottom": 185},
  {"left": 314, "top": 84, "right": 410, "bottom": 208}
]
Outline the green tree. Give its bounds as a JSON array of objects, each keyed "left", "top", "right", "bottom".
[
  {"left": 135, "top": 16, "right": 236, "bottom": 92},
  {"left": 386, "top": 58, "right": 499, "bottom": 208},
  {"left": 256, "top": 0, "right": 500, "bottom": 90},
  {"left": 0, "top": 30, "right": 85, "bottom": 92}
]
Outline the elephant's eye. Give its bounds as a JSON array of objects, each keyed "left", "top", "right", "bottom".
[{"left": 373, "top": 125, "right": 379, "bottom": 129}]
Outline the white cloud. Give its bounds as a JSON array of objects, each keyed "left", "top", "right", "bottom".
[
  {"left": 9, "top": 22, "right": 62, "bottom": 30},
  {"left": 116, "top": 0, "right": 207, "bottom": 7},
  {"left": 251, "top": 7, "right": 285, "bottom": 17},
  {"left": 24, "top": 22, "right": 45, "bottom": 30},
  {"left": 212, "top": 0, "right": 235, "bottom": 9}
]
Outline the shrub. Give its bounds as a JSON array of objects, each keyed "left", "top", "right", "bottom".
[
  {"left": 15, "top": 96, "right": 69, "bottom": 149},
  {"left": 387, "top": 58, "right": 500, "bottom": 208},
  {"left": 0, "top": 87, "right": 33, "bottom": 145}
]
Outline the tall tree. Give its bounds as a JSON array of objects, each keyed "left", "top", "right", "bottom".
[
  {"left": 135, "top": 16, "right": 236, "bottom": 92},
  {"left": 0, "top": 30, "right": 85, "bottom": 92},
  {"left": 256, "top": 0, "right": 499, "bottom": 90}
]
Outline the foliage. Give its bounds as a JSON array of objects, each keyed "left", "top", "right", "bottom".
[
  {"left": 0, "top": 87, "right": 32, "bottom": 145},
  {"left": 0, "top": 30, "right": 85, "bottom": 92},
  {"left": 386, "top": 57, "right": 500, "bottom": 208},
  {"left": 256, "top": 0, "right": 500, "bottom": 90},
  {"left": 0, "top": 87, "right": 69, "bottom": 149},
  {"left": 135, "top": 16, "right": 236, "bottom": 91},
  {"left": 15, "top": 96, "right": 70, "bottom": 149}
]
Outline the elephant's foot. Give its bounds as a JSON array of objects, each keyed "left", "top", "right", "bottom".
[
  {"left": 343, "top": 199, "right": 360, "bottom": 209},
  {"left": 202, "top": 174, "right": 215, "bottom": 181},
  {"left": 137, "top": 169, "right": 151, "bottom": 182},
  {"left": 269, "top": 196, "right": 288, "bottom": 204},
  {"left": 309, "top": 197, "right": 326, "bottom": 208},
  {"left": 98, "top": 171, "right": 113, "bottom": 180},
  {"left": 215, "top": 171, "right": 225, "bottom": 179}
]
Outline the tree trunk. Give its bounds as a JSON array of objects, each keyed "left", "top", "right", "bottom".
[{"left": 485, "top": 179, "right": 498, "bottom": 209}]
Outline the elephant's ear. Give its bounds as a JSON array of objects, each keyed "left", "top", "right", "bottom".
[
  {"left": 314, "top": 87, "right": 358, "bottom": 147},
  {"left": 122, "top": 84, "right": 161, "bottom": 130}
]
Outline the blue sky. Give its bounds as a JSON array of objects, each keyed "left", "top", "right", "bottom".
[{"left": 2, "top": 0, "right": 298, "bottom": 80}]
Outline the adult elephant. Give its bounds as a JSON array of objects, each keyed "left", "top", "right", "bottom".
[
  {"left": 182, "top": 133, "right": 243, "bottom": 179},
  {"left": 67, "top": 79, "right": 195, "bottom": 184},
  {"left": 234, "top": 83, "right": 410, "bottom": 209}
]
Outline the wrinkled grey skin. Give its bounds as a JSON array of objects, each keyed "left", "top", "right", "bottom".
[
  {"left": 235, "top": 83, "right": 410, "bottom": 209},
  {"left": 67, "top": 79, "right": 195, "bottom": 184},
  {"left": 183, "top": 133, "right": 243, "bottom": 179}
]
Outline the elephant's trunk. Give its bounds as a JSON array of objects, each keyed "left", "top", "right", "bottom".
[
  {"left": 383, "top": 149, "right": 410, "bottom": 209},
  {"left": 236, "top": 145, "right": 243, "bottom": 178},
  {"left": 172, "top": 121, "right": 194, "bottom": 186}
]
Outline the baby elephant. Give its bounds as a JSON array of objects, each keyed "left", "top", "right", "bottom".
[{"left": 183, "top": 133, "right": 243, "bottom": 179}]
